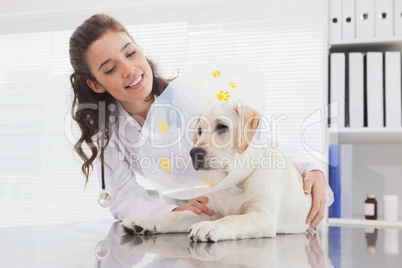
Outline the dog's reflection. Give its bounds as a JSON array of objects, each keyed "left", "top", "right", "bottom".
[{"left": 116, "top": 228, "right": 326, "bottom": 268}]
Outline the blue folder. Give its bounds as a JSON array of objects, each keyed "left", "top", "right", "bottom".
[{"left": 329, "top": 144, "right": 341, "bottom": 218}]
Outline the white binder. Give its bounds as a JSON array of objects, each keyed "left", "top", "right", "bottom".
[
  {"left": 329, "top": 0, "right": 342, "bottom": 41},
  {"left": 375, "top": 0, "right": 393, "bottom": 38},
  {"left": 356, "top": 0, "right": 375, "bottom": 39},
  {"left": 385, "top": 52, "right": 402, "bottom": 127},
  {"left": 330, "top": 53, "right": 346, "bottom": 128},
  {"left": 395, "top": 0, "right": 402, "bottom": 37},
  {"left": 342, "top": 0, "right": 355, "bottom": 40},
  {"left": 349, "top": 53, "right": 364, "bottom": 128},
  {"left": 366, "top": 52, "right": 384, "bottom": 128}
]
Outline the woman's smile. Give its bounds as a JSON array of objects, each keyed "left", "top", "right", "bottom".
[{"left": 125, "top": 74, "right": 144, "bottom": 90}]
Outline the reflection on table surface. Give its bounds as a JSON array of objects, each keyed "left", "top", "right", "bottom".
[
  {"left": 98, "top": 222, "right": 326, "bottom": 268},
  {"left": 1, "top": 220, "right": 401, "bottom": 268},
  {"left": 328, "top": 226, "right": 401, "bottom": 268}
]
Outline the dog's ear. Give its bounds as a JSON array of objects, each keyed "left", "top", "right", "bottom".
[
  {"left": 233, "top": 103, "right": 261, "bottom": 154},
  {"left": 193, "top": 117, "right": 201, "bottom": 145}
]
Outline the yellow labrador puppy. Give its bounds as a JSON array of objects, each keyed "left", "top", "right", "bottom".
[{"left": 122, "top": 102, "right": 312, "bottom": 242}]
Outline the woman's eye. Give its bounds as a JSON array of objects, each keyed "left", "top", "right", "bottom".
[
  {"left": 216, "top": 124, "right": 228, "bottom": 133},
  {"left": 105, "top": 66, "right": 116, "bottom": 75},
  {"left": 198, "top": 127, "right": 202, "bottom": 136},
  {"left": 127, "top": 51, "right": 136, "bottom": 57}
]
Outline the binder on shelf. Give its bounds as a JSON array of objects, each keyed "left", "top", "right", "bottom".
[
  {"left": 349, "top": 52, "right": 365, "bottom": 128},
  {"left": 329, "top": 144, "right": 341, "bottom": 218},
  {"left": 394, "top": 0, "right": 402, "bottom": 37},
  {"left": 356, "top": 0, "right": 375, "bottom": 39},
  {"left": 330, "top": 53, "right": 346, "bottom": 128},
  {"left": 366, "top": 52, "right": 384, "bottom": 128},
  {"left": 342, "top": 0, "right": 355, "bottom": 40},
  {"left": 375, "top": 0, "right": 393, "bottom": 38},
  {"left": 329, "top": 0, "right": 342, "bottom": 41},
  {"left": 340, "top": 144, "right": 353, "bottom": 219},
  {"left": 385, "top": 52, "right": 402, "bottom": 127}
]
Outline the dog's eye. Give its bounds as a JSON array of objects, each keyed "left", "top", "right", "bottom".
[
  {"left": 216, "top": 124, "right": 228, "bottom": 133},
  {"left": 198, "top": 127, "right": 202, "bottom": 136}
]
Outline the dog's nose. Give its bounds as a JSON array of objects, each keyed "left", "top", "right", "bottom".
[
  {"left": 190, "top": 147, "right": 206, "bottom": 170},
  {"left": 190, "top": 147, "right": 206, "bottom": 160}
]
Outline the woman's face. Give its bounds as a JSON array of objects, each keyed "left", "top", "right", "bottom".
[{"left": 85, "top": 30, "right": 153, "bottom": 104}]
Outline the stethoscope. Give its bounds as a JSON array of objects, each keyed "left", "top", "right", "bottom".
[
  {"left": 95, "top": 102, "right": 180, "bottom": 207},
  {"left": 97, "top": 114, "right": 113, "bottom": 208}
]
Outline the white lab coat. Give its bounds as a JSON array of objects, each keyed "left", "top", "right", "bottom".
[{"left": 96, "top": 101, "right": 334, "bottom": 221}]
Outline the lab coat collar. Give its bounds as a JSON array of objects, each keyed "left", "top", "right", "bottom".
[{"left": 116, "top": 101, "right": 142, "bottom": 131}]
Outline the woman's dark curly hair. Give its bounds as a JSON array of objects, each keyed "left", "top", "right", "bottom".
[{"left": 69, "top": 14, "right": 171, "bottom": 183}]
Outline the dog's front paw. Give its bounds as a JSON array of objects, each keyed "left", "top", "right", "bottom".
[
  {"left": 121, "top": 217, "right": 158, "bottom": 235},
  {"left": 189, "top": 221, "right": 232, "bottom": 242}
]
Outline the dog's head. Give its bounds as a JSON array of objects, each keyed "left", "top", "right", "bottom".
[{"left": 190, "top": 102, "right": 260, "bottom": 172}]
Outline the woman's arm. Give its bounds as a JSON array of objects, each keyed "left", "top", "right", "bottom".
[
  {"left": 303, "top": 170, "right": 328, "bottom": 230},
  {"left": 96, "top": 143, "right": 177, "bottom": 221},
  {"left": 278, "top": 143, "right": 334, "bottom": 230}
]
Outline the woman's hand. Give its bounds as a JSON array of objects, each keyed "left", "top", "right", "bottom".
[
  {"left": 303, "top": 170, "right": 326, "bottom": 231},
  {"left": 173, "top": 196, "right": 215, "bottom": 216}
]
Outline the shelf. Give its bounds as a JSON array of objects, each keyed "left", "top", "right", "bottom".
[
  {"left": 327, "top": 218, "right": 402, "bottom": 229},
  {"left": 330, "top": 37, "right": 402, "bottom": 46},
  {"left": 328, "top": 128, "right": 402, "bottom": 143}
]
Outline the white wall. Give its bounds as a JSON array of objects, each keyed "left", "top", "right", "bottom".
[
  {"left": 0, "top": 0, "right": 166, "bottom": 16},
  {"left": 0, "top": 0, "right": 327, "bottom": 228}
]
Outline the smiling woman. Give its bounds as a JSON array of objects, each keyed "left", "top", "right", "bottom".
[
  {"left": 0, "top": 0, "right": 327, "bottom": 227},
  {"left": 69, "top": 15, "right": 172, "bottom": 188}
]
